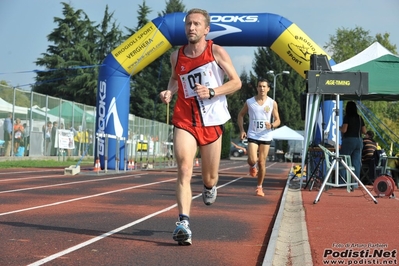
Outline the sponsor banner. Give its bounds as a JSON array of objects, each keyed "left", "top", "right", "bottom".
[
  {"left": 151, "top": 13, "right": 293, "bottom": 47},
  {"left": 112, "top": 22, "right": 172, "bottom": 76},
  {"left": 320, "top": 100, "right": 343, "bottom": 145},
  {"left": 96, "top": 67, "right": 129, "bottom": 170},
  {"left": 323, "top": 100, "right": 343, "bottom": 145},
  {"left": 271, "top": 23, "right": 331, "bottom": 78},
  {"left": 56, "top": 129, "right": 75, "bottom": 150}
]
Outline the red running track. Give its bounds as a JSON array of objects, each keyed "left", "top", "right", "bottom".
[
  {"left": 0, "top": 160, "right": 290, "bottom": 266},
  {"left": 302, "top": 179, "right": 399, "bottom": 266}
]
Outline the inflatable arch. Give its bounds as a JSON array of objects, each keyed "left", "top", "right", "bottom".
[{"left": 96, "top": 12, "right": 336, "bottom": 170}]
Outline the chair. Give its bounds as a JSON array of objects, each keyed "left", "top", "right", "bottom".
[
  {"left": 0, "top": 139, "right": 4, "bottom": 156},
  {"left": 360, "top": 159, "right": 375, "bottom": 185},
  {"left": 304, "top": 147, "right": 325, "bottom": 191},
  {"left": 340, "top": 154, "right": 358, "bottom": 190},
  {"left": 385, "top": 157, "right": 399, "bottom": 189},
  {"left": 375, "top": 152, "right": 387, "bottom": 177},
  {"left": 318, "top": 144, "right": 353, "bottom": 192},
  {"left": 284, "top": 152, "right": 293, "bottom": 162},
  {"left": 361, "top": 150, "right": 388, "bottom": 185}
]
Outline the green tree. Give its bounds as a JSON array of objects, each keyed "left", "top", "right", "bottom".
[
  {"left": 324, "top": 26, "right": 397, "bottom": 63},
  {"left": 0, "top": 81, "right": 30, "bottom": 108},
  {"left": 33, "top": 2, "right": 122, "bottom": 106},
  {"left": 227, "top": 71, "right": 254, "bottom": 138},
  {"left": 375, "top": 33, "right": 398, "bottom": 54},
  {"left": 123, "top": 0, "right": 151, "bottom": 37},
  {"left": 324, "top": 26, "right": 373, "bottom": 63},
  {"left": 96, "top": 6, "right": 124, "bottom": 64},
  {"left": 221, "top": 122, "right": 233, "bottom": 159},
  {"left": 129, "top": 0, "right": 185, "bottom": 122}
]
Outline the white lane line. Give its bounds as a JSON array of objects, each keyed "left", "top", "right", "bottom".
[
  {"left": 0, "top": 174, "right": 64, "bottom": 182},
  {"left": 0, "top": 174, "right": 148, "bottom": 194},
  {"left": 0, "top": 169, "right": 61, "bottom": 176},
  {"left": 27, "top": 203, "right": 178, "bottom": 266},
  {"left": 0, "top": 178, "right": 175, "bottom": 217},
  {"left": 220, "top": 162, "right": 277, "bottom": 172},
  {"left": 28, "top": 176, "right": 244, "bottom": 266}
]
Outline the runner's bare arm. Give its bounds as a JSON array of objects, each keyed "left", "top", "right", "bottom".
[
  {"left": 160, "top": 51, "right": 179, "bottom": 104},
  {"left": 272, "top": 101, "right": 281, "bottom": 128},
  {"left": 211, "top": 44, "right": 242, "bottom": 96},
  {"left": 237, "top": 102, "right": 248, "bottom": 140}
]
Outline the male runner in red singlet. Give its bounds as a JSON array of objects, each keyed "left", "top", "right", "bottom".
[
  {"left": 237, "top": 78, "right": 281, "bottom": 197},
  {"left": 159, "top": 8, "right": 241, "bottom": 245}
]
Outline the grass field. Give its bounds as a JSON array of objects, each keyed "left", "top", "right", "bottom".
[
  {"left": 0, "top": 157, "right": 94, "bottom": 169},
  {"left": 0, "top": 155, "right": 174, "bottom": 169}
]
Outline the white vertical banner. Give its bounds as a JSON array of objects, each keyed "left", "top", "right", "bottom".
[{"left": 57, "top": 129, "right": 75, "bottom": 150}]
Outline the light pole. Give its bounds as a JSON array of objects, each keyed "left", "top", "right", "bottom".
[{"left": 266, "top": 70, "right": 290, "bottom": 101}]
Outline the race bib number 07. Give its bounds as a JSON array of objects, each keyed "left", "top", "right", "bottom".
[{"left": 179, "top": 68, "right": 218, "bottom": 98}]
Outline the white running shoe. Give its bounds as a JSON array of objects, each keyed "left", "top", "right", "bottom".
[
  {"left": 202, "top": 185, "right": 217, "bottom": 205},
  {"left": 172, "top": 220, "right": 192, "bottom": 245}
]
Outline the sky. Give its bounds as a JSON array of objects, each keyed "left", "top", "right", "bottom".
[{"left": 0, "top": 0, "right": 398, "bottom": 89}]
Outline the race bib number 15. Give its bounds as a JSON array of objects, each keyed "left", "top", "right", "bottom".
[{"left": 253, "top": 120, "right": 268, "bottom": 133}]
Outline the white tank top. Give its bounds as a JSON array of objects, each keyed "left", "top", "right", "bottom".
[{"left": 246, "top": 96, "right": 274, "bottom": 141}]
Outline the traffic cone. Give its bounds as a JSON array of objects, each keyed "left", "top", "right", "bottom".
[
  {"left": 195, "top": 158, "right": 199, "bottom": 167},
  {"left": 93, "top": 158, "right": 101, "bottom": 172}
]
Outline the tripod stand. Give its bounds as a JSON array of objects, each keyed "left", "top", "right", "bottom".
[
  {"left": 314, "top": 94, "right": 378, "bottom": 204},
  {"left": 304, "top": 146, "right": 327, "bottom": 190},
  {"left": 304, "top": 97, "right": 328, "bottom": 190}
]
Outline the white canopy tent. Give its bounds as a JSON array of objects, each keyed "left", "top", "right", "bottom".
[
  {"left": 271, "top": 125, "right": 304, "bottom": 141},
  {"left": 331, "top": 42, "right": 393, "bottom": 72},
  {"left": 271, "top": 126, "right": 304, "bottom": 162},
  {"left": 0, "top": 97, "right": 28, "bottom": 115}
]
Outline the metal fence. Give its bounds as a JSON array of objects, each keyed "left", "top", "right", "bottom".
[{"left": 0, "top": 84, "right": 174, "bottom": 167}]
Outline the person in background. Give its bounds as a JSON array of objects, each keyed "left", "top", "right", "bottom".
[
  {"left": 3, "top": 113, "right": 12, "bottom": 156},
  {"left": 81, "top": 129, "right": 89, "bottom": 155},
  {"left": 44, "top": 121, "right": 52, "bottom": 156},
  {"left": 237, "top": 78, "right": 281, "bottom": 197},
  {"left": 23, "top": 123, "right": 30, "bottom": 156},
  {"left": 74, "top": 127, "right": 82, "bottom": 156},
  {"left": 362, "top": 131, "right": 377, "bottom": 162},
  {"left": 231, "top": 141, "right": 246, "bottom": 154},
  {"left": 3, "top": 113, "right": 13, "bottom": 156},
  {"left": 88, "top": 129, "right": 93, "bottom": 155},
  {"left": 51, "top": 121, "right": 58, "bottom": 156},
  {"left": 159, "top": 8, "right": 241, "bottom": 246},
  {"left": 68, "top": 124, "right": 77, "bottom": 156},
  {"left": 361, "top": 131, "right": 377, "bottom": 183},
  {"left": 13, "top": 118, "right": 24, "bottom": 155},
  {"left": 339, "top": 101, "right": 367, "bottom": 187}
]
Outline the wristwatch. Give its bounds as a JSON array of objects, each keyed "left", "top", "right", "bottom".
[{"left": 208, "top": 88, "right": 215, "bottom": 99}]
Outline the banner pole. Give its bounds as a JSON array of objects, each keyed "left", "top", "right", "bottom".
[{"left": 166, "top": 103, "right": 169, "bottom": 125}]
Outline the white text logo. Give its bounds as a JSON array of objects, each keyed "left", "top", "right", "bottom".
[
  {"left": 97, "top": 81, "right": 123, "bottom": 156},
  {"left": 210, "top": 15, "right": 258, "bottom": 23},
  {"left": 98, "top": 81, "right": 107, "bottom": 155}
]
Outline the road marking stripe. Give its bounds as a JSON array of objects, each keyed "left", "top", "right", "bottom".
[
  {"left": 28, "top": 177, "right": 245, "bottom": 266},
  {"left": 0, "top": 177, "right": 173, "bottom": 217},
  {"left": 0, "top": 174, "right": 147, "bottom": 194}
]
